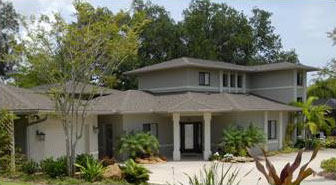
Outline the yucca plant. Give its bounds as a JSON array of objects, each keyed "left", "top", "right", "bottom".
[
  {"left": 75, "top": 157, "right": 105, "bottom": 182},
  {"left": 248, "top": 147, "right": 319, "bottom": 185},
  {"left": 184, "top": 163, "right": 251, "bottom": 185}
]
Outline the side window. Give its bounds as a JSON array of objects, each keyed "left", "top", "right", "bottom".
[
  {"left": 223, "top": 73, "right": 228, "bottom": 87},
  {"left": 297, "top": 97, "right": 303, "bottom": 103},
  {"left": 268, "top": 120, "right": 277, "bottom": 140},
  {"left": 143, "top": 123, "right": 158, "bottom": 137},
  {"left": 230, "top": 74, "right": 235, "bottom": 87},
  {"left": 297, "top": 72, "right": 303, "bottom": 86},
  {"left": 237, "top": 75, "right": 243, "bottom": 88},
  {"left": 199, "top": 72, "right": 210, "bottom": 86}
]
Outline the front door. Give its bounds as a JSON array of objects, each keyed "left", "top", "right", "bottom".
[
  {"left": 98, "top": 123, "right": 113, "bottom": 159},
  {"left": 180, "top": 122, "right": 202, "bottom": 153}
]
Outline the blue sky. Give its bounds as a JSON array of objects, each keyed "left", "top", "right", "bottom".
[{"left": 10, "top": 0, "right": 336, "bottom": 83}]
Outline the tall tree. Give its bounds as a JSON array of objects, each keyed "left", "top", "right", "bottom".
[
  {"left": 11, "top": 1, "right": 146, "bottom": 176},
  {"left": 0, "top": 0, "right": 19, "bottom": 82}
]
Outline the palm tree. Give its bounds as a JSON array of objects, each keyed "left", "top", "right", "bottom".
[{"left": 293, "top": 97, "right": 335, "bottom": 137}]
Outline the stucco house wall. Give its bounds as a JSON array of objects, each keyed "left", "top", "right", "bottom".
[{"left": 27, "top": 114, "right": 98, "bottom": 161}]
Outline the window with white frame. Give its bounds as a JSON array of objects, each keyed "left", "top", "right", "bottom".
[
  {"left": 237, "top": 74, "right": 243, "bottom": 88},
  {"left": 143, "top": 123, "right": 158, "bottom": 137},
  {"left": 297, "top": 72, "right": 303, "bottom": 86},
  {"left": 268, "top": 120, "right": 277, "bottom": 140},
  {"left": 199, "top": 72, "right": 210, "bottom": 86}
]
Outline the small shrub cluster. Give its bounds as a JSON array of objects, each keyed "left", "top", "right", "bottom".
[
  {"left": 118, "top": 131, "right": 159, "bottom": 159},
  {"left": 294, "top": 138, "right": 321, "bottom": 150},
  {"left": 75, "top": 156, "right": 105, "bottom": 182},
  {"left": 76, "top": 153, "right": 95, "bottom": 170},
  {"left": 219, "top": 124, "right": 265, "bottom": 156},
  {"left": 21, "top": 160, "right": 39, "bottom": 175},
  {"left": 121, "top": 159, "right": 151, "bottom": 184},
  {"left": 324, "top": 137, "right": 336, "bottom": 148},
  {"left": 321, "top": 158, "right": 336, "bottom": 173},
  {"left": 40, "top": 157, "right": 68, "bottom": 178}
]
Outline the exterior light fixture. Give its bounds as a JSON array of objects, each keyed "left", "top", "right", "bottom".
[
  {"left": 36, "top": 130, "right": 46, "bottom": 141},
  {"left": 93, "top": 125, "right": 99, "bottom": 133}
]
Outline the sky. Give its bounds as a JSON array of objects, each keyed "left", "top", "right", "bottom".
[{"left": 9, "top": 0, "right": 336, "bottom": 84}]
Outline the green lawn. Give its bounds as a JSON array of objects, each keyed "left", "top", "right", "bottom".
[{"left": 0, "top": 180, "right": 31, "bottom": 185}]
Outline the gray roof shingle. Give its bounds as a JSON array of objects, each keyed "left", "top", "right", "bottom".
[
  {"left": 92, "top": 90, "right": 300, "bottom": 114},
  {"left": 124, "top": 57, "right": 319, "bottom": 75},
  {"left": 0, "top": 84, "right": 54, "bottom": 112}
]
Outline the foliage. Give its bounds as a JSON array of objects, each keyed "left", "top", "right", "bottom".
[
  {"left": 324, "top": 137, "right": 336, "bottom": 148},
  {"left": 75, "top": 157, "right": 105, "bottom": 182},
  {"left": 101, "top": 156, "right": 117, "bottom": 167},
  {"left": 75, "top": 154, "right": 94, "bottom": 171},
  {"left": 21, "top": 160, "right": 39, "bottom": 175},
  {"left": 219, "top": 124, "right": 265, "bottom": 156},
  {"left": 294, "top": 138, "right": 321, "bottom": 150},
  {"left": 121, "top": 159, "right": 150, "bottom": 184},
  {"left": 249, "top": 147, "right": 319, "bottom": 185},
  {"left": 267, "top": 147, "right": 299, "bottom": 156},
  {"left": 308, "top": 78, "right": 336, "bottom": 99},
  {"left": 294, "top": 139, "right": 306, "bottom": 149},
  {"left": 0, "top": 0, "right": 19, "bottom": 80},
  {"left": 40, "top": 157, "right": 67, "bottom": 178},
  {"left": 183, "top": 163, "right": 251, "bottom": 185},
  {"left": 118, "top": 132, "right": 159, "bottom": 159},
  {"left": 321, "top": 157, "right": 336, "bottom": 173},
  {"left": 292, "top": 96, "right": 335, "bottom": 136}
]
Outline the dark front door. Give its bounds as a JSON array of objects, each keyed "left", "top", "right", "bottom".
[
  {"left": 180, "top": 122, "right": 202, "bottom": 153},
  {"left": 98, "top": 123, "right": 113, "bottom": 159}
]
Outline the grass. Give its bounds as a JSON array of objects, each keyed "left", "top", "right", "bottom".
[{"left": 266, "top": 146, "right": 299, "bottom": 156}]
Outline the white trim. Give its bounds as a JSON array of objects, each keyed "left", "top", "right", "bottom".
[
  {"left": 268, "top": 139, "right": 279, "bottom": 144},
  {"left": 247, "top": 86, "right": 296, "bottom": 92},
  {"left": 219, "top": 70, "right": 223, "bottom": 92},
  {"left": 264, "top": 111, "right": 268, "bottom": 151}
]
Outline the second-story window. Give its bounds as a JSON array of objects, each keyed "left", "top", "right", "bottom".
[
  {"left": 237, "top": 75, "right": 243, "bottom": 88},
  {"left": 297, "top": 72, "right": 303, "bottom": 86},
  {"left": 199, "top": 72, "right": 210, "bottom": 86},
  {"left": 223, "top": 73, "right": 228, "bottom": 87},
  {"left": 230, "top": 74, "right": 235, "bottom": 87}
]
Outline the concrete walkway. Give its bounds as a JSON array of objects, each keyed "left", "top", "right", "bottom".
[{"left": 145, "top": 149, "right": 336, "bottom": 185}]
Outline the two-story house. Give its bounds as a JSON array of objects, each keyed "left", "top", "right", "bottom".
[{"left": 2, "top": 57, "right": 318, "bottom": 161}]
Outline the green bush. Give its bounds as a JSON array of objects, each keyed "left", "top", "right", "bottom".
[
  {"left": 40, "top": 157, "right": 67, "bottom": 178},
  {"left": 294, "top": 138, "right": 306, "bottom": 149},
  {"left": 76, "top": 153, "right": 94, "bottom": 170},
  {"left": 121, "top": 159, "right": 151, "bottom": 184},
  {"left": 321, "top": 157, "right": 336, "bottom": 173},
  {"left": 219, "top": 124, "right": 265, "bottom": 156},
  {"left": 118, "top": 132, "right": 159, "bottom": 159},
  {"left": 22, "top": 160, "right": 39, "bottom": 175},
  {"left": 75, "top": 157, "right": 105, "bottom": 182},
  {"left": 325, "top": 137, "right": 336, "bottom": 148}
]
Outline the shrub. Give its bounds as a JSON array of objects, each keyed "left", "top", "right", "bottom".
[
  {"left": 118, "top": 132, "right": 159, "bottom": 159},
  {"left": 40, "top": 157, "right": 67, "bottom": 178},
  {"left": 101, "top": 156, "right": 117, "bottom": 167},
  {"left": 75, "top": 157, "right": 105, "bottom": 182},
  {"left": 121, "top": 159, "right": 151, "bottom": 184},
  {"left": 219, "top": 124, "right": 265, "bottom": 156},
  {"left": 294, "top": 138, "right": 305, "bottom": 148},
  {"left": 321, "top": 157, "right": 336, "bottom": 173},
  {"left": 294, "top": 138, "right": 321, "bottom": 150},
  {"left": 76, "top": 153, "right": 94, "bottom": 170},
  {"left": 324, "top": 137, "right": 336, "bottom": 148},
  {"left": 22, "top": 160, "right": 39, "bottom": 175}
]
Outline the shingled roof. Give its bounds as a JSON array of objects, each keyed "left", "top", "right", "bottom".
[
  {"left": 0, "top": 84, "right": 54, "bottom": 112},
  {"left": 92, "top": 90, "right": 300, "bottom": 114},
  {"left": 124, "top": 57, "right": 318, "bottom": 75}
]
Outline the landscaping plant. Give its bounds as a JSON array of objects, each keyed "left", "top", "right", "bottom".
[
  {"left": 183, "top": 163, "right": 251, "bottom": 185},
  {"left": 75, "top": 153, "right": 94, "bottom": 170},
  {"left": 121, "top": 159, "right": 151, "bottom": 184},
  {"left": 321, "top": 157, "right": 336, "bottom": 173},
  {"left": 22, "top": 160, "right": 39, "bottom": 175},
  {"left": 40, "top": 157, "right": 67, "bottom": 178},
  {"left": 75, "top": 157, "right": 105, "bottom": 182},
  {"left": 219, "top": 124, "right": 265, "bottom": 156},
  {"left": 248, "top": 147, "right": 319, "bottom": 185},
  {"left": 118, "top": 132, "right": 159, "bottom": 159}
]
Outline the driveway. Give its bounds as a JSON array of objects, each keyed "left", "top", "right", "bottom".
[{"left": 144, "top": 149, "right": 336, "bottom": 185}]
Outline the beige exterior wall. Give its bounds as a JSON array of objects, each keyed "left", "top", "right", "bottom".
[{"left": 27, "top": 114, "right": 98, "bottom": 162}]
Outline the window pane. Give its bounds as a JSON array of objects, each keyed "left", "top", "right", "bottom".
[
  {"left": 204, "top": 73, "right": 210, "bottom": 85},
  {"left": 297, "top": 72, "right": 303, "bottom": 86},
  {"left": 199, "top": 72, "right": 205, "bottom": 85},
  {"left": 143, "top": 124, "right": 151, "bottom": 133},
  {"left": 230, "top": 74, "right": 235, "bottom": 87},
  {"left": 268, "top": 120, "right": 277, "bottom": 139}
]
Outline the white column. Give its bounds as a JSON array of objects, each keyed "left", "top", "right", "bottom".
[
  {"left": 293, "top": 70, "right": 297, "bottom": 102},
  {"left": 203, "top": 112, "right": 212, "bottom": 160},
  {"left": 264, "top": 111, "right": 268, "bottom": 151},
  {"left": 235, "top": 72, "right": 238, "bottom": 93},
  {"left": 173, "top": 113, "right": 181, "bottom": 161},
  {"left": 242, "top": 73, "right": 246, "bottom": 94},
  {"left": 219, "top": 70, "right": 223, "bottom": 92},
  {"left": 228, "top": 71, "right": 231, "bottom": 93},
  {"left": 279, "top": 111, "right": 283, "bottom": 149}
]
